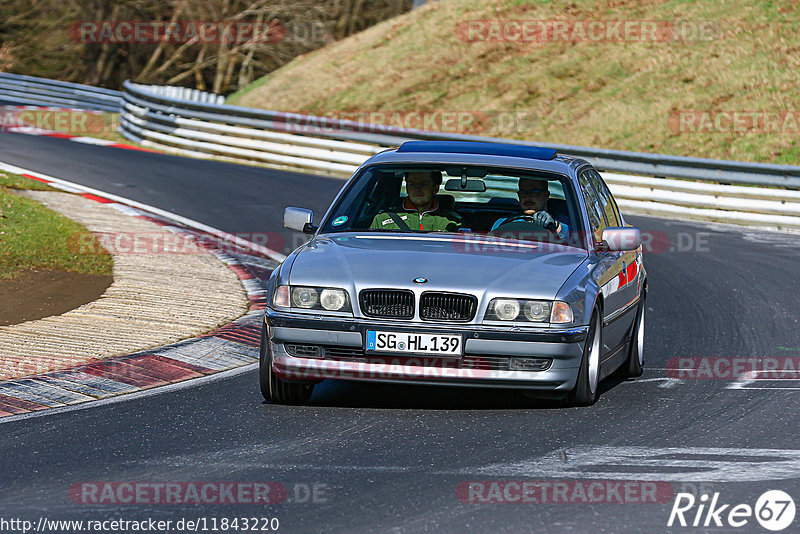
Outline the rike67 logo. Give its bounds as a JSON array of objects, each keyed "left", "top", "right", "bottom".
[{"left": 668, "top": 490, "right": 795, "bottom": 531}]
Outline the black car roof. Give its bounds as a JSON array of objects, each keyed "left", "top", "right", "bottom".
[{"left": 364, "top": 142, "right": 591, "bottom": 180}]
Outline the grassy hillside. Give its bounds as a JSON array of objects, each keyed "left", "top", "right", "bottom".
[{"left": 228, "top": 0, "right": 800, "bottom": 165}]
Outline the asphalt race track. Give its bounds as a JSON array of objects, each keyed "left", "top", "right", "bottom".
[
  {"left": 2, "top": 132, "right": 800, "bottom": 532},
  {"left": 0, "top": 133, "right": 344, "bottom": 254}
]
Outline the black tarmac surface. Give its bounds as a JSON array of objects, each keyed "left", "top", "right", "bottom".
[{"left": 2, "top": 133, "right": 800, "bottom": 533}]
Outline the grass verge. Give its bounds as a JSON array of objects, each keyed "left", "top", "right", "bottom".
[
  {"left": 0, "top": 172, "right": 113, "bottom": 280},
  {"left": 0, "top": 171, "right": 58, "bottom": 191}
]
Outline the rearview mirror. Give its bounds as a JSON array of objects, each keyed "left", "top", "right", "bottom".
[
  {"left": 444, "top": 166, "right": 488, "bottom": 178},
  {"left": 284, "top": 207, "right": 315, "bottom": 234},
  {"left": 601, "top": 227, "right": 641, "bottom": 251},
  {"left": 444, "top": 178, "right": 487, "bottom": 192}
]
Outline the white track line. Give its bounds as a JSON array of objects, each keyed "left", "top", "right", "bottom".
[
  {"left": 727, "top": 369, "right": 800, "bottom": 390},
  {"left": 631, "top": 377, "right": 683, "bottom": 389},
  {"left": 0, "top": 160, "right": 286, "bottom": 262}
]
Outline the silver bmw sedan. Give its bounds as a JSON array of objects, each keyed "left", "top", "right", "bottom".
[{"left": 260, "top": 141, "right": 647, "bottom": 406}]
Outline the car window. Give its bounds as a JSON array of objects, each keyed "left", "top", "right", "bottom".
[
  {"left": 578, "top": 169, "right": 607, "bottom": 244},
  {"left": 444, "top": 174, "right": 566, "bottom": 203},
  {"left": 318, "top": 164, "right": 585, "bottom": 247},
  {"left": 588, "top": 169, "right": 621, "bottom": 227},
  {"left": 593, "top": 170, "right": 623, "bottom": 227}
]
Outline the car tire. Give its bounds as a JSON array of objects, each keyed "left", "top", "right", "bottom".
[
  {"left": 624, "top": 292, "right": 646, "bottom": 378},
  {"left": 565, "top": 309, "right": 601, "bottom": 407},
  {"left": 259, "top": 324, "right": 314, "bottom": 405}
]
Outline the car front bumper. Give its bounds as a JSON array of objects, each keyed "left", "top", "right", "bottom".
[{"left": 264, "top": 308, "right": 589, "bottom": 391}]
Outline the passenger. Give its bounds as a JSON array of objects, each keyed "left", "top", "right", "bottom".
[
  {"left": 491, "top": 178, "right": 569, "bottom": 240},
  {"left": 370, "top": 171, "right": 461, "bottom": 232}
]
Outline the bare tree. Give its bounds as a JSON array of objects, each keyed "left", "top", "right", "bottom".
[{"left": 1, "top": 0, "right": 414, "bottom": 93}]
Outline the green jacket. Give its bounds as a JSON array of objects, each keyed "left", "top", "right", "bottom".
[{"left": 370, "top": 199, "right": 461, "bottom": 232}]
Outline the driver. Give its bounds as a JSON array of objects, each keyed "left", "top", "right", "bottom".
[
  {"left": 491, "top": 177, "right": 569, "bottom": 240},
  {"left": 370, "top": 171, "right": 462, "bottom": 232}
]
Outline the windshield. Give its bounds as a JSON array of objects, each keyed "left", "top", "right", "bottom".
[{"left": 319, "top": 164, "right": 587, "bottom": 247}]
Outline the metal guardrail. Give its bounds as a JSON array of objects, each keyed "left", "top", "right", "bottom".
[
  {"left": 1, "top": 73, "right": 799, "bottom": 230},
  {"left": 0, "top": 73, "right": 122, "bottom": 112},
  {"left": 131, "top": 84, "right": 225, "bottom": 105},
  {"left": 601, "top": 173, "right": 800, "bottom": 231},
  {"left": 118, "top": 80, "right": 800, "bottom": 190},
  {"left": 119, "top": 82, "right": 382, "bottom": 176}
]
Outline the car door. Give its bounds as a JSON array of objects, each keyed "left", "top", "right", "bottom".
[{"left": 578, "top": 168, "right": 627, "bottom": 356}]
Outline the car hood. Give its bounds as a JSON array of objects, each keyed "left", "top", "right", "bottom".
[{"left": 288, "top": 233, "right": 588, "bottom": 300}]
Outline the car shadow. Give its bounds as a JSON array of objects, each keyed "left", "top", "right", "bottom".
[
  {"left": 259, "top": 368, "right": 633, "bottom": 410},
  {"left": 292, "top": 379, "right": 608, "bottom": 410}
]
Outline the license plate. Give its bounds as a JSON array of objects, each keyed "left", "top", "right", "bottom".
[{"left": 366, "top": 331, "right": 462, "bottom": 356}]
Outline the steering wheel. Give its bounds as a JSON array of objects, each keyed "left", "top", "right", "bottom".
[
  {"left": 500, "top": 214, "right": 541, "bottom": 225},
  {"left": 491, "top": 214, "right": 549, "bottom": 233},
  {"left": 488, "top": 213, "right": 566, "bottom": 244}
]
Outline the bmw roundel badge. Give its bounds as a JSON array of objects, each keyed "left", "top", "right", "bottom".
[{"left": 413, "top": 277, "right": 428, "bottom": 284}]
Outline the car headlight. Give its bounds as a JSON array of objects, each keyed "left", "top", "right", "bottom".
[
  {"left": 524, "top": 301, "right": 550, "bottom": 321},
  {"left": 492, "top": 299, "right": 521, "bottom": 321},
  {"left": 273, "top": 285, "right": 352, "bottom": 313},
  {"left": 292, "top": 287, "right": 319, "bottom": 308},
  {"left": 320, "top": 288, "right": 347, "bottom": 311},
  {"left": 485, "top": 299, "right": 571, "bottom": 324}
]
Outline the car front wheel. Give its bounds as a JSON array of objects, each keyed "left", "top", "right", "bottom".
[
  {"left": 565, "top": 309, "right": 602, "bottom": 406},
  {"left": 624, "top": 291, "right": 646, "bottom": 378},
  {"left": 259, "top": 324, "right": 314, "bottom": 405}
]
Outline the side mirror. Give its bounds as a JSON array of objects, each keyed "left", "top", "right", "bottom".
[
  {"left": 600, "top": 227, "right": 641, "bottom": 251},
  {"left": 284, "top": 207, "right": 316, "bottom": 234}
]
